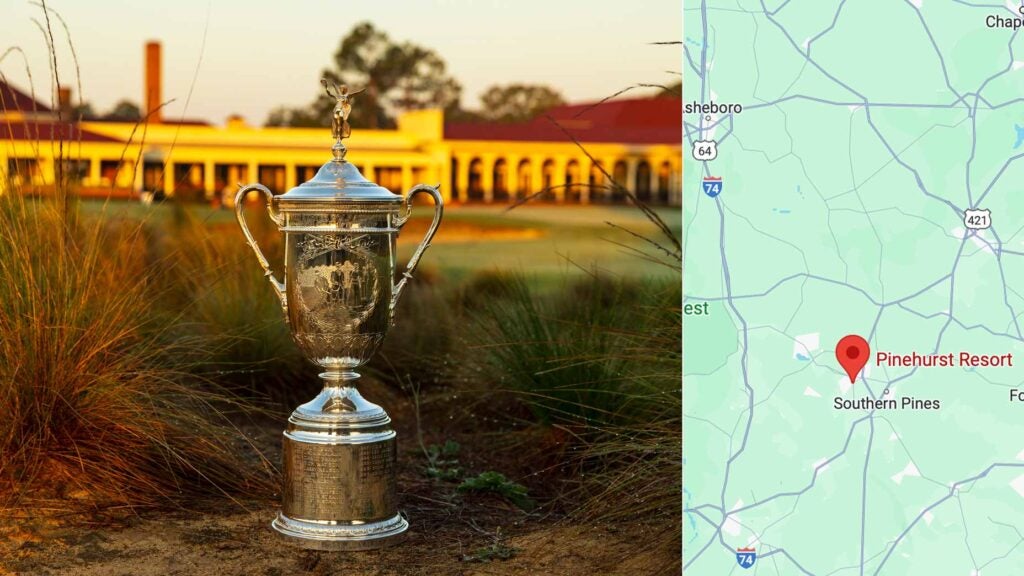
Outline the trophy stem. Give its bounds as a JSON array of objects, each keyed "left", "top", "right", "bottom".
[
  {"left": 319, "top": 369, "right": 359, "bottom": 387},
  {"left": 287, "top": 370, "right": 386, "bottom": 421}
]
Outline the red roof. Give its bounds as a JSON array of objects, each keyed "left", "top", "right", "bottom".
[
  {"left": 0, "top": 80, "right": 51, "bottom": 114},
  {"left": 87, "top": 117, "right": 211, "bottom": 127},
  {"left": 0, "top": 120, "right": 120, "bottom": 143},
  {"left": 1, "top": 78, "right": 209, "bottom": 130},
  {"left": 0, "top": 79, "right": 124, "bottom": 143},
  {"left": 445, "top": 97, "right": 682, "bottom": 144}
]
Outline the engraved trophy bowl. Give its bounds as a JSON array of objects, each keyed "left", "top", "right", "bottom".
[{"left": 234, "top": 79, "right": 443, "bottom": 550}]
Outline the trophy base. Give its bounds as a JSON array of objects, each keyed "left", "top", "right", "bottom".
[
  {"left": 277, "top": 375, "right": 406, "bottom": 552},
  {"left": 271, "top": 511, "right": 408, "bottom": 551}
]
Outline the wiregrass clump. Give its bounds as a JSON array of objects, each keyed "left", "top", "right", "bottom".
[
  {"left": 470, "top": 273, "right": 679, "bottom": 427},
  {"left": 464, "top": 271, "right": 680, "bottom": 555},
  {"left": 157, "top": 204, "right": 314, "bottom": 405},
  {"left": 369, "top": 265, "right": 456, "bottom": 391},
  {"left": 0, "top": 195, "right": 273, "bottom": 512}
]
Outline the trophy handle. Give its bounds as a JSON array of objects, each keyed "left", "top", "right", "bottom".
[
  {"left": 392, "top": 184, "right": 444, "bottom": 316},
  {"left": 234, "top": 183, "right": 287, "bottom": 314}
]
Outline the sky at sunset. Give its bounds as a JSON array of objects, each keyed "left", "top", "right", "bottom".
[{"left": 0, "top": 0, "right": 681, "bottom": 125}]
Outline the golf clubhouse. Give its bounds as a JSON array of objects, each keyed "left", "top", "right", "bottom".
[{"left": 1, "top": 45, "right": 681, "bottom": 206}]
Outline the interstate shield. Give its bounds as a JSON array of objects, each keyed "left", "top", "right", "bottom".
[
  {"left": 702, "top": 176, "right": 723, "bottom": 198},
  {"left": 736, "top": 547, "right": 756, "bottom": 569}
]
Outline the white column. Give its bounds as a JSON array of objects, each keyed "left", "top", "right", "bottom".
[
  {"left": 89, "top": 156, "right": 101, "bottom": 186},
  {"left": 114, "top": 160, "right": 131, "bottom": 188},
  {"left": 401, "top": 162, "right": 413, "bottom": 194},
  {"left": 579, "top": 157, "right": 590, "bottom": 204},
  {"left": 672, "top": 165, "right": 682, "bottom": 206},
  {"left": 455, "top": 153, "right": 471, "bottom": 202},
  {"left": 163, "top": 161, "right": 175, "bottom": 196},
  {"left": 285, "top": 163, "right": 297, "bottom": 191},
  {"left": 133, "top": 160, "right": 144, "bottom": 193},
  {"left": 204, "top": 160, "right": 216, "bottom": 198},
  {"left": 188, "top": 164, "right": 202, "bottom": 187},
  {"left": 481, "top": 153, "right": 495, "bottom": 203},
  {"left": 553, "top": 156, "right": 568, "bottom": 202},
  {"left": 602, "top": 157, "right": 617, "bottom": 201},
  {"left": 625, "top": 158, "right": 638, "bottom": 196},
  {"left": 437, "top": 153, "right": 452, "bottom": 203},
  {"left": 530, "top": 155, "right": 544, "bottom": 199},
  {"left": 649, "top": 158, "right": 660, "bottom": 200},
  {"left": 505, "top": 154, "right": 521, "bottom": 202}
]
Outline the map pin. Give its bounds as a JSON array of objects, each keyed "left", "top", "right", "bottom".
[{"left": 836, "top": 335, "right": 869, "bottom": 383}]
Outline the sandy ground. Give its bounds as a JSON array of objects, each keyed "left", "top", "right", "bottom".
[
  {"left": 2, "top": 415, "right": 679, "bottom": 574},
  {"left": 2, "top": 505, "right": 677, "bottom": 576},
  {"left": 1, "top": 369, "right": 679, "bottom": 575}
]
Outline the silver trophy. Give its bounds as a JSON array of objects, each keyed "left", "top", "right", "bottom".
[{"left": 234, "top": 79, "right": 443, "bottom": 550}]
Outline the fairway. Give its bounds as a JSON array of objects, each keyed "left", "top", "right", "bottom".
[
  {"left": 81, "top": 200, "right": 681, "bottom": 284},
  {"left": 404, "top": 204, "right": 681, "bottom": 283}
]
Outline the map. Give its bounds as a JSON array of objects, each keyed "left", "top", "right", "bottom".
[{"left": 683, "top": 1, "right": 1024, "bottom": 574}]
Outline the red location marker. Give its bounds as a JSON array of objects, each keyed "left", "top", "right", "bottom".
[{"left": 836, "top": 335, "right": 870, "bottom": 383}]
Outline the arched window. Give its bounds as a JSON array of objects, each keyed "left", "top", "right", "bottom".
[
  {"left": 612, "top": 160, "right": 628, "bottom": 202},
  {"left": 565, "top": 160, "right": 581, "bottom": 203},
  {"left": 450, "top": 157, "right": 459, "bottom": 200},
  {"left": 636, "top": 160, "right": 652, "bottom": 201},
  {"left": 493, "top": 158, "right": 509, "bottom": 202},
  {"left": 517, "top": 159, "right": 531, "bottom": 200},
  {"left": 541, "top": 159, "right": 556, "bottom": 201},
  {"left": 468, "top": 158, "right": 484, "bottom": 201},
  {"left": 588, "top": 162, "right": 606, "bottom": 203}
]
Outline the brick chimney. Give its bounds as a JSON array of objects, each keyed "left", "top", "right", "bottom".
[
  {"left": 145, "top": 41, "right": 162, "bottom": 123},
  {"left": 57, "top": 86, "right": 72, "bottom": 117}
]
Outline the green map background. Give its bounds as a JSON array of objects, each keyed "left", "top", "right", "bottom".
[{"left": 685, "top": 1, "right": 1024, "bottom": 574}]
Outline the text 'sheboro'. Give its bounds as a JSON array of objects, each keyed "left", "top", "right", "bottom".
[{"left": 235, "top": 79, "right": 443, "bottom": 550}]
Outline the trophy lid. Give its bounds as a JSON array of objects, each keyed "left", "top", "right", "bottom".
[
  {"left": 277, "top": 158, "right": 402, "bottom": 204},
  {"left": 276, "top": 79, "right": 402, "bottom": 206}
]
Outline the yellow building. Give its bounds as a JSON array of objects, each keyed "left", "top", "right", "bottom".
[{"left": 1, "top": 43, "right": 681, "bottom": 206}]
